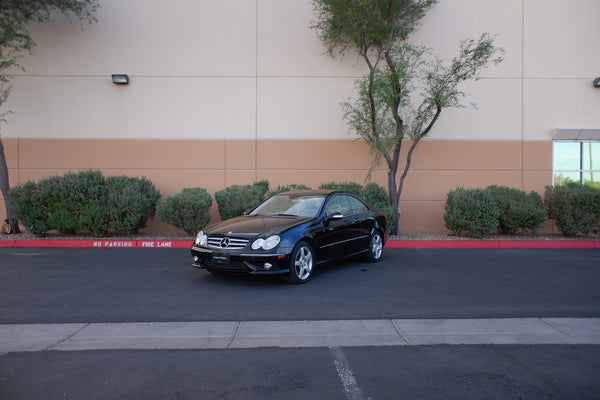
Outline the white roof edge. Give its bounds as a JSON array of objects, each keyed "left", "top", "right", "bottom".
[{"left": 553, "top": 129, "right": 600, "bottom": 140}]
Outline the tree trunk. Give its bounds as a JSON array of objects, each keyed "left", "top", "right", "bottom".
[
  {"left": 388, "top": 167, "right": 400, "bottom": 235},
  {"left": 392, "top": 108, "right": 442, "bottom": 235},
  {"left": 0, "top": 136, "right": 20, "bottom": 234},
  {"left": 387, "top": 140, "right": 402, "bottom": 235}
]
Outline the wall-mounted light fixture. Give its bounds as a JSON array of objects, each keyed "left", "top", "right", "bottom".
[
  {"left": 111, "top": 74, "right": 129, "bottom": 85},
  {"left": 593, "top": 77, "right": 600, "bottom": 88}
]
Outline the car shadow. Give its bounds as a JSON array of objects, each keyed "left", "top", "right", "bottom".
[
  {"left": 189, "top": 253, "right": 379, "bottom": 287},
  {"left": 192, "top": 270, "right": 286, "bottom": 287},
  {"left": 315, "top": 255, "right": 374, "bottom": 277}
]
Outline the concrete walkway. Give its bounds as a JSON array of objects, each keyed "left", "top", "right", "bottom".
[{"left": 1, "top": 318, "right": 599, "bottom": 353}]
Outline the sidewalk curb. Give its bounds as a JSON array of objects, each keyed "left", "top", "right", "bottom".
[
  {"left": 1, "top": 318, "right": 599, "bottom": 352},
  {"left": 1, "top": 239, "right": 599, "bottom": 249}
]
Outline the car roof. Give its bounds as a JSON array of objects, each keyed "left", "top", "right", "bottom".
[
  {"left": 274, "top": 190, "right": 332, "bottom": 195},
  {"left": 273, "top": 190, "right": 355, "bottom": 197}
]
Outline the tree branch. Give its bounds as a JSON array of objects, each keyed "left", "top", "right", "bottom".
[{"left": 396, "top": 105, "right": 441, "bottom": 200}]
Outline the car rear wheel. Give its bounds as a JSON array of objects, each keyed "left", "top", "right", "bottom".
[
  {"left": 286, "top": 241, "right": 314, "bottom": 284},
  {"left": 366, "top": 231, "right": 383, "bottom": 262}
]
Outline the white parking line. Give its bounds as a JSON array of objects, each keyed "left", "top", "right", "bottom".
[{"left": 330, "top": 346, "right": 366, "bottom": 400}]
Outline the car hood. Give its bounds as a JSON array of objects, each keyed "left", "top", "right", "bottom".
[{"left": 205, "top": 215, "right": 313, "bottom": 238}]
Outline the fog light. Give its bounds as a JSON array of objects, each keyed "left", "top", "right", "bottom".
[
  {"left": 193, "top": 256, "right": 199, "bottom": 263},
  {"left": 264, "top": 263, "right": 272, "bottom": 271}
]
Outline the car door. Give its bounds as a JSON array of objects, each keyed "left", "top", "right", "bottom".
[
  {"left": 314, "top": 194, "right": 361, "bottom": 260},
  {"left": 346, "top": 195, "right": 372, "bottom": 250}
]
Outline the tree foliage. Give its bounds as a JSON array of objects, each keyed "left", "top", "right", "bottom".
[
  {"left": 1, "top": 0, "right": 98, "bottom": 108},
  {"left": 0, "top": 0, "right": 99, "bottom": 233},
  {"left": 312, "top": 0, "right": 503, "bottom": 234}
]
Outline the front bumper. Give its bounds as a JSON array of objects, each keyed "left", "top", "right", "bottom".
[{"left": 190, "top": 245, "right": 290, "bottom": 275}]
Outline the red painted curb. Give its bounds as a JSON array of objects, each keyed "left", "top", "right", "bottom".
[
  {"left": 498, "top": 241, "right": 598, "bottom": 249},
  {"left": 1, "top": 239, "right": 598, "bottom": 249},
  {"left": 385, "top": 240, "right": 499, "bottom": 249},
  {"left": 385, "top": 240, "right": 600, "bottom": 249},
  {"left": 0, "top": 239, "right": 193, "bottom": 249}
]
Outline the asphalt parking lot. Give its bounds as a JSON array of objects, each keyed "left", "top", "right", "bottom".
[
  {"left": 0, "top": 247, "right": 599, "bottom": 399},
  {"left": 0, "top": 247, "right": 599, "bottom": 323},
  {"left": 2, "top": 345, "right": 599, "bottom": 400}
]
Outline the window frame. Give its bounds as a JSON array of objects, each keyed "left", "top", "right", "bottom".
[
  {"left": 553, "top": 140, "right": 600, "bottom": 187},
  {"left": 325, "top": 194, "right": 353, "bottom": 217}
]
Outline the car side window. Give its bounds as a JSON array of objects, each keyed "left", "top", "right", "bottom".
[
  {"left": 326, "top": 195, "right": 352, "bottom": 217},
  {"left": 347, "top": 196, "right": 369, "bottom": 213}
]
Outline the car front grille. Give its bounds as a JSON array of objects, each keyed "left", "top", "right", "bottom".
[{"left": 207, "top": 236, "right": 249, "bottom": 250}]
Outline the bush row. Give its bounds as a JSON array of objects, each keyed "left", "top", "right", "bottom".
[
  {"left": 444, "top": 184, "right": 600, "bottom": 238},
  {"left": 11, "top": 170, "right": 161, "bottom": 237},
  {"left": 444, "top": 185, "right": 547, "bottom": 238},
  {"left": 11, "top": 174, "right": 395, "bottom": 237},
  {"left": 208, "top": 180, "right": 394, "bottom": 234},
  {"left": 17, "top": 172, "right": 596, "bottom": 238},
  {"left": 318, "top": 181, "right": 395, "bottom": 230}
]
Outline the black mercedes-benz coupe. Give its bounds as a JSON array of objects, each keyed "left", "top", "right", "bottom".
[{"left": 191, "top": 190, "right": 387, "bottom": 283}]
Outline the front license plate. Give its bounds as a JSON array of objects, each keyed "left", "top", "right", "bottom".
[{"left": 212, "top": 253, "right": 230, "bottom": 264}]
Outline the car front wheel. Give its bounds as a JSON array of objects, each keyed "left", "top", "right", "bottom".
[
  {"left": 286, "top": 241, "right": 314, "bottom": 284},
  {"left": 366, "top": 231, "right": 384, "bottom": 262}
]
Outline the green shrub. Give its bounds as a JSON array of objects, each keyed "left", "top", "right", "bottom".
[
  {"left": 486, "top": 185, "right": 546, "bottom": 235},
  {"left": 544, "top": 183, "right": 600, "bottom": 236},
  {"left": 267, "top": 184, "right": 311, "bottom": 197},
  {"left": 106, "top": 176, "right": 161, "bottom": 234},
  {"left": 319, "top": 181, "right": 363, "bottom": 195},
  {"left": 157, "top": 188, "right": 213, "bottom": 235},
  {"left": 12, "top": 170, "right": 109, "bottom": 236},
  {"left": 444, "top": 187, "right": 499, "bottom": 239},
  {"left": 362, "top": 182, "right": 396, "bottom": 230},
  {"left": 319, "top": 181, "right": 395, "bottom": 230},
  {"left": 10, "top": 170, "right": 160, "bottom": 237},
  {"left": 10, "top": 180, "right": 49, "bottom": 236},
  {"left": 215, "top": 180, "right": 270, "bottom": 220}
]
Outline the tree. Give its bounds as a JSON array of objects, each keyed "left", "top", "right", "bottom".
[
  {"left": 312, "top": 0, "right": 503, "bottom": 234},
  {"left": 0, "top": 0, "right": 99, "bottom": 233}
]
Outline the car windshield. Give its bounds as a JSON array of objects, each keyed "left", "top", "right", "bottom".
[{"left": 249, "top": 194, "right": 325, "bottom": 218}]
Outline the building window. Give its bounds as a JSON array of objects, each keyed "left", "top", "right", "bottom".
[{"left": 553, "top": 141, "right": 600, "bottom": 188}]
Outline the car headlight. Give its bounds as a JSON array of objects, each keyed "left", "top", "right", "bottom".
[
  {"left": 251, "top": 235, "right": 280, "bottom": 250},
  {"left": 195, "top": 231, "right": 208, "bottom": 246}
]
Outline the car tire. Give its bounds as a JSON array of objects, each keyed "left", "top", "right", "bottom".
[
  {"left": 285, "top": 241, "right": 315, "bottom": 284},
  {"left": 366, "top": 231, "right": 384, "bottom": 263}
]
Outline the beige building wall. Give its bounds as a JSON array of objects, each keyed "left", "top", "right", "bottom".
[{"left": 2, "top": 0, "right": 599, "bottom": 232}]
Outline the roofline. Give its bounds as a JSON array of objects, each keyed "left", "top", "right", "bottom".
[{"left": 272, "top": 189, "right": 336, "bottom": 196}]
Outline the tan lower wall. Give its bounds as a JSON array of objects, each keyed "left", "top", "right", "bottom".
[{"left": 1, "top": 138, "right": 552, "bottom": 232}]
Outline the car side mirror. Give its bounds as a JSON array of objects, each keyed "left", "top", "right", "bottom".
[{"left": 328, "top": 212, "right": 344, "bottom": 221}]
